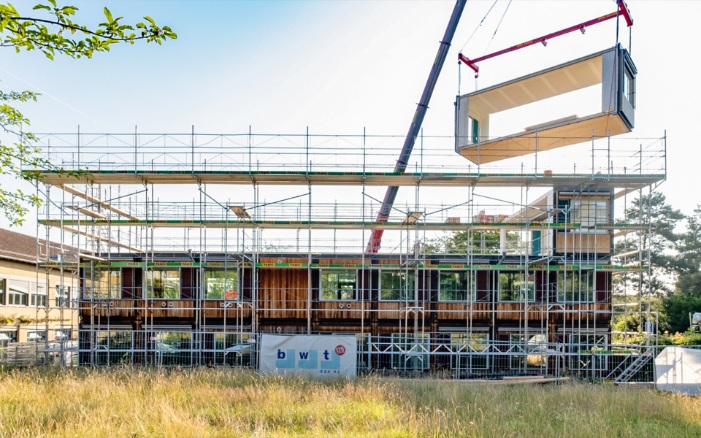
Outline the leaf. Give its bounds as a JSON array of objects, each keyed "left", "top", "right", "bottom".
[{"left": 104, "top": 7, "right": 113, "bottom": 24}]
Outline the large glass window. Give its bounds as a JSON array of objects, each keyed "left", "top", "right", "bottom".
[
  {"left": 391, "top": 333, "right": 429, "bottom": 370},
  {"left": 146, "top": 269, "right": 180, "bottom": 299},
  {"left": 205, "top": 269, "right": 239, "bottom": 300},
  {"left": 498, "top": 271, "right": 535, "bottom": 302},
  {"left": 379, "top": 270, "right": 415, "bottom": 301},
  {"left": 439, "top": 271, "right": 475, "bottom": 301},
  {"left": 568, "top": 334, "right": 607, "bottom": 371},
  {"left": 8, "top": 281, "right": 29, "bottom": 306},
  {"left": 212, "top": 333, "right": 254, "bottom": 367},
  {"left": 92, "top": 331, "right": 134, "bottom": 365},
  {"left": 84, "top": 267, "right": 121, "bottom": 299},
  {"left": 152, "top": 331, "right": 192, "bottom": 366},
  {"left": 451, "top": 333, "right": 488, "bottom": 370},
  {"left": 509, "top": 333, "right": 549, "bottom": 369},
  {"left": 570, "top": 199, "right": 608, "bottom": 227},
  {"left": 320, "top": 269, "right": 356, "bottom": 301},
  {"left": 557, "top": 271, "right": 595, "bottom": 302},
  {"left": 0, "top": 278, "right": 5, "bottom": 305}
]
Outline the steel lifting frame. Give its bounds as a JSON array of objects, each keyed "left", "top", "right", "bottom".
[{"left": 458, "top": 0, "right": 633, "bottom": 76}]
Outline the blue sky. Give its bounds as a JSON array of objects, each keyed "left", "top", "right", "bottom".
[{"left": 1, "top": 0, "right": 698, "bottom": 235}]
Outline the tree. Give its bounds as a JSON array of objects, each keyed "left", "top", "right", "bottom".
[
  {"left": 423, "top": 230, "right": 520, "bottom": 255},
  {"left": 661, "top": 204, "right": 701, "bottom": 332},
  {"left": 0, "top": 1, "right": 176, "bottom": 226},
  {"left": 612, "top": 192, "right": 683, "bottom": 331}
]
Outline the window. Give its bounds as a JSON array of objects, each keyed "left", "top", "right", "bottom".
[
  {"left": 439, "top": 271, "right": 475, "bottom": 301},
  {"left": 151, "top": 331, "right": 192, "bottom": 366},
  {"left": 469, "top": 116, "right": 480, "bottom": 144},
  {"left": 84, "top": 267, "right": 121, "bottom": 299},
  {"left": 92, "top": 331, "right": 134, "bottom": 366},
  {"left": 0, "top": 278, "right": 5, "bottom": 305},
  {"left": 212, "top": 333, "right": 253, "bottom": 367},
  {"left": 320, "top": 269, "right": 356, "bottom": 301},
  {"left": 27, "top": 330, "right": 46, "bottom": 342},
  {"left": 498, "top": 271, "right": 535, "bottom": 302},
  {"left": 509, "top": 334, "right": 549, "bottom": 369},
  {"left": 56, "top": 285, "right": 73, "bottom": 307},
  {"left": 557, "top": 271, "right": 595, "bottom": 302},
  {"left": 623, "top": 66, "right": 635, "bottom": 108},
  {"left": 55, "top": 328, "right": 72, "bottom": 341},
  {"left": 570, "top": 199, "right": 608, "bottom": 227},
  {"left": 204, "top": 269, "right": 238, "bottom": 300},
  {"left": 391, "top": 333, "right": 429, "bottom": 370},
  {"left": 379, "top": 270, "right": 415, "bottom": 301},
  {"left": 146, "top": 269, "right": 180, "bottom": 299},
  {"left": 451, "top": 333, "right": 488, "bottom": 370},
  {"left": 31, "top": 285, "right": 47, "bottom": 307},
  {"left": 8, "top": 281, "right": 29, "bottom": 306},
  {"left": 0, "top": 330, "right": 17, "bottom": 343},
  {"left": 568, "top": 334, "right": 607, "bottom": 371}
]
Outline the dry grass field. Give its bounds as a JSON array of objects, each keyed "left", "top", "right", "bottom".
[{"left": 0, "top": 367, "right": 699, "bottom": 437}]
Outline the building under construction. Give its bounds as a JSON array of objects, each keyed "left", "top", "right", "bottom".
[{"left": 28, "top": 2, "right": 666, "bottom": 379}]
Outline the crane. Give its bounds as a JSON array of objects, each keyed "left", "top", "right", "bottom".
[
  {"left": 458, "top": 0, "right": 633, "bottom": 76},
  {"left": 366, "top": 0, "right": 467, "bottom": 253}
]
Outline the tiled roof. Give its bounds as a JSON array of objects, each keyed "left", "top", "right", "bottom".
[{"left": 0, "top": 228, "right": 77, "bottom": 265}]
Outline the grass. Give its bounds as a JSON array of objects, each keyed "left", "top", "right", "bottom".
[{"left": 0, "top": 367, "right": 699, "bottom": 437}]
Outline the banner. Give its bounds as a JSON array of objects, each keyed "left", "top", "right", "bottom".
[{"left": 259, "top": 334, "right": 357, "bottom": 377}]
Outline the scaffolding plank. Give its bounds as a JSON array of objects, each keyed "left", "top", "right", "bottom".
[
  {"left": 34, "top": 170, "right": 664, "bottom": 189},
  {"left": 39, "top": 219, "right": 650, "bottom": 231}
]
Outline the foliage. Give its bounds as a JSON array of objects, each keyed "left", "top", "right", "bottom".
[
  {"left": 615, "top": 192, "right": 683, "bottom": 297},
  {"left": 661, "top": 293, "right": 701, "bottom": 333},
  {"left": 657, "top": 330, "right": 701, "bottom": 346},
  {"left": 0, "top": 1, "right": 175, "bottom": 226},
  {"left": 424, "top": 229, "right": 520, "bottom": 255},
  {"left": 658, "top": 204, "right": 701, "bottom": 332}
]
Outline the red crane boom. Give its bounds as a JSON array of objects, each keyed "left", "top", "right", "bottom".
[{"left": 459, "top": 0, "right": 633, "bottom": 75}]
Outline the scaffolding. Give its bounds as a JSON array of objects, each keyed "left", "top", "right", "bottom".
[{"left": 23, "top": 127, "right": 666, "bottom": 379}]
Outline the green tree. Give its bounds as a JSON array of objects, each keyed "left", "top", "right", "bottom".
[
  {"left": 661, "top": 204, "right": 701, "bottom": 332},
  {"left": 612, "top": 192, "right": 683, "bottom": 332},
  {"left": 0, "top": 1, "right": 176, "bottom": 226},
  {"left": 424, "top": 230, "right": 520, "bottom": 255}
]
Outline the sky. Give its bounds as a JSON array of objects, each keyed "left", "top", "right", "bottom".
[{"left": 0, "top": 0, "right": 698, "bottom": 239}]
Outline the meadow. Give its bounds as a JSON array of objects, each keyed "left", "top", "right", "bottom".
[{"left": 0, "top": 367, "right": 699, "bottom": 437}]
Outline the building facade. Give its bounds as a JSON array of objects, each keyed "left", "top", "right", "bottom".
[
  {"left": 0, "top": 229, "right": 78, "bottom": 344},
  {"left": 30, "top": 46, "right": 664, "bottom": 377}
]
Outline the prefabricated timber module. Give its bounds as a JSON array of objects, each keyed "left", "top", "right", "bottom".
[{"left": 30, "top": 47, "right": 665, "bottom": 379}]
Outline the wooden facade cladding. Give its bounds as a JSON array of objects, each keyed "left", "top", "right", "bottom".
[
  {"left": 376, "top": 302, "right": 405, "bottom": 320},
  {"left": 556, "top": 232, "right": 611, "bottom": 254},
  {"left": 146, "top": 300, "right": 195, "bottom": 318},
  {"left": 552, "top": 303, "right": 611, "bottom": 321},
  {"left": 258, "top": 268, "right": 308, "bottom": 319},
  {"left": 201, "top": 301, "right": 253, "bottom": 319},
  {"left": 434, "top": 302, "right": 492, "bottom": 320},
  {"left": 78, "top": 256, "right": 614, "bottom": 333},
  {"left": 315, "top": 301, "right": 370, "bottom": 319},
  {"left": 80, "top": 300, "right": 139, "bottom": 318}
]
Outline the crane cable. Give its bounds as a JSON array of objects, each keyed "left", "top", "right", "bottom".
[
  {"left": 458, "top": 0, "right": 512, "bottom": 92},
  {"left": 459, "top": 0, "right": 500, "bottom": 53},
  {"left": 483, "top": 0, "right": 513, "bottom": 55}
]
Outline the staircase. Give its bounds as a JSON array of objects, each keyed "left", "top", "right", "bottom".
[{"left": 611, "top": 347, "right": 655, "bottom": 384}]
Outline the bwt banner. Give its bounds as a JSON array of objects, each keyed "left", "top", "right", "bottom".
[{"left": 259, "top": 334, "right": 357, "bottom": 377}]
